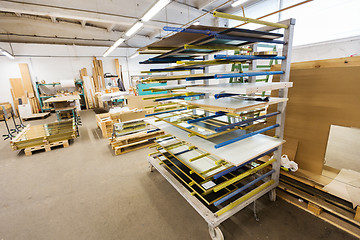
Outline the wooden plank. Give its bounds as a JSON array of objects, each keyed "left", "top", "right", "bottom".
[
  {"left": 44, "top": 95, "right": 80, "bottom": 103},
  {"left": 356, "top": 206, "right": 360, "bottom": 222},
  {"left": 147, "top": 119, "right": 284, "bottom": 167},
  {"left": 268, "top": 57, "right": 360, "bottom": 174},
  {"left": 277, "top": 189, "right": 360, "bottom": 239},
  {"left": 279, "top": 182, "right": 359, "bottom": 225},
  {"left": 186, "top": 97, "right": 287, "bottom": 113},
  {"left": 22, "top": 112, "right": 50, "bottom": 121},
  {"left": 19, "top": 63, "right": 39, "bottom": 113},
  {"left": 115, "top": 59, "right": 120, "bottom": 77},
  {"left": 144, "top": 25, "right": 229, "bottom": 49},
  {"left": 18, "top": 64, "right": 33, "bottom": 94},
  {"left": 9, "top": 78, "right": 25, "bottom": 100}
]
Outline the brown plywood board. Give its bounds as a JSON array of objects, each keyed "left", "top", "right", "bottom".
[
  {"left": 145, "top": 25, "right": 228, "bottom": 49},
  {"left": 18, "top": 64, "right": 33, "bottom": 93},
  {"left": 268, "top": 56, "right": 360, "bottom": 174}
]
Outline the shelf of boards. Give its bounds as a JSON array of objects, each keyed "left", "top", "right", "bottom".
[{"left": 147, "top": 118, "right": 284, "bottom": 167}]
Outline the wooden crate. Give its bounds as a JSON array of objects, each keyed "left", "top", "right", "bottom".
[{"left": 110, "top": 129, "right": 164, "bottom": 155}]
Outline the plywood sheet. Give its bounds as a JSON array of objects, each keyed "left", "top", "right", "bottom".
[
  {"left": 268, "top": 57, "right": 360, "bottom": 174},
  {"left": 325, "top": 125, "right": 360, "bottom": 172},
  {"left": 145, "top": 25, "right": 228, "bottom": 49},
  {"left": 9, "top": 78, "right": 25, "bottom": 99},
  {"left": 18, "top": 64, "right": 33, "bottom": 93},
  {"left": 44, "top": 95, "right": 80, "bottom": 103},
  {"left": 147, "top": 119, "right": 284, "bottom": 166},
  {"left": 186, "top": 97, "right": 287, "bottom": 113}
]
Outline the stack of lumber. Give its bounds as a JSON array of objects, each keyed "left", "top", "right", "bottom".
[
  {"left": 80, "top": 68, "right": 95, "bottom": 109},
  {"left": 113, "top": 120, "right": 148, "bottom": 137},
  {"left": 10, "top": 119, "right": 77, "bottom": 156},
  {"left": 110, "top": 128, "right": 164, "bottom": 155},
  {"left": 96, "top": 113, "right": 113, "bottom": 138},
  {"left": 92, "top": 57, "right": 105, "bottom": 92},
  {"left": 96, "top": 109, "right": 146, "bottom": 138},
  {"left": 9, "top": 64, "right": 41, "bottom": 116}
]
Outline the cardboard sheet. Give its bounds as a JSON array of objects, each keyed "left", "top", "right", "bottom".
[{"left": 323, "top": 169, "right": 360, "bottom": 208}]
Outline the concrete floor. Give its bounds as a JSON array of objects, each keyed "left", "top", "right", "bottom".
[{"left": 0, "top": 110, "right": 356, "bottom": 240}]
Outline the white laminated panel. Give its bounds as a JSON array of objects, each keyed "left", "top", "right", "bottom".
[{"left": 148, "top": 119, "right": 284, "bottom": 167}]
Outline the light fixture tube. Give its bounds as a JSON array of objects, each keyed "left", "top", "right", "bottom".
[{"left": 141, "top": 0, "right": 171, "bottom": 22}]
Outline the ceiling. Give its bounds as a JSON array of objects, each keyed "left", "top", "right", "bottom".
[{"left": 0, "top": 0, "right": 263, "bottom": 55}]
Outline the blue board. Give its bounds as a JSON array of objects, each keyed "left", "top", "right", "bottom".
[{"left": 136, "top": 83, "right": 168, "bottom": 95}]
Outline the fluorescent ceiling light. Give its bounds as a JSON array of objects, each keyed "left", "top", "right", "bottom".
[
  {"left": 103, "top": 38, "right": 125, "bottom": 57},
  {"left": 130, "top": 52, "right": 139, "bottom": 59},
  {"left": 231, "top": 0, "right": 247, "bottom": 7},
  {"left": 113, "top": 38, "right": 125, "bottom": 48},
  {"left": 193, "top": 21, "right": 200, "bottom": 25},
  {"left": 141, "top": 0, "right": 171, "bottom": 22},
  {"left": 125, "top": 22, "right": 144, "bottom": 37},
  {"left": 0, "top": 49, "right": 15, "bottom": 59},
  {"left": 103, "top": 46, "right": 116, "bottom": 57}
]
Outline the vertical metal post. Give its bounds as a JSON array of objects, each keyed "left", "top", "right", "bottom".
[
  {"left": 270, "top": 18, "right": 295, "bottom": 201},
  {"left": 248, "top": 43, "right": 258, "bottom": 84},
  {"left": 203, "top": 56, "right": 210, "bottom": 116}
]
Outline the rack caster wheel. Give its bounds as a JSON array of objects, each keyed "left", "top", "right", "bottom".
[
  {"left": 209, "top": 226, "right": 224, "bottom": 240},
  {"left": 149, "top": 162, "right": 154, "bottom": 172}
]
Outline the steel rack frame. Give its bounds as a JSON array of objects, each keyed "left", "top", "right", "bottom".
[{"left": 144, "top": 17, "right": 295, "bottom": 240}]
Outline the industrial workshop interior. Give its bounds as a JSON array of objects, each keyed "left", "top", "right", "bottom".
[{"left": 1, "top": 0, "right": 360, "bottom": 239}]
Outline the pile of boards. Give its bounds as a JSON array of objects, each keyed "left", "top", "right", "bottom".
[
  {"left": 110, "top": 127, "right": 164, "bottom": 155},
  {"left": 96, "top": 110, "right": 146, "bottom": 138},
  {"left": 9, "top": 63, "right": 41, "bottom": 115},
  {"left": 10, "top": 119, "right": 77, "bottom": 156}
]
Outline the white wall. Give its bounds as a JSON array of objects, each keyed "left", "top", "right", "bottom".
[{"left": 0, "top": 43, "right": 169, "bottom": 105}]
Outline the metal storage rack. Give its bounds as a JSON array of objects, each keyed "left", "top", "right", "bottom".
[{"left": 139, "top": 16, "right": 295, "bottom": 240}]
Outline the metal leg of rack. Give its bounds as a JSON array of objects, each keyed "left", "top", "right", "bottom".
[
  {"left": 148, "top": 156, "right": 277, "bottom": 240},
  {"left": 271, "top": 18, "right": 296, "bottom": 201}
]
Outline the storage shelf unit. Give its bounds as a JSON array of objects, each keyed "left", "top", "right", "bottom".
[{"left": 140, "top": 17, "right": 295, "bottom": 240}]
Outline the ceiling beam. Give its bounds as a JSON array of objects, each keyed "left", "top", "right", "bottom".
[
  {"left": 0, "top": 14, "right": 151, "bottom": 47},
  {"left": 50, "top": 16, "right": 57, "bottom": 23},
  {"left": 0, "top": 0, "right": 181, "bottom": 30}
]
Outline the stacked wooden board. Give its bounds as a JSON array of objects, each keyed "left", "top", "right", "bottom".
[
  {"left": 110, "top": 128, "right": 164, "bottom": 155},
  {"left": 10, "top": 119, "right": 77, "bottom": 155},
  {"left": 9, "top": 64, "right": 41, "bottom": 115},
  {"left": 96, "top": 113, "right": 114, "bottom": 138},
  {"left": 96, "top": 110, "right": 147, "bottom": 138}
]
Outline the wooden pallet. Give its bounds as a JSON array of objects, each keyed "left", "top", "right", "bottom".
[
  {"left": 24, "top": 140, "right": 69, "bottom": 156},
  {"left": 277, "top": 181, "right": 360, "bottom": 239},
  {"left": 22, "top": 112, "right": 50, "bottom": 121},
  {"left": 111, "top": 129, "right": 164, "bottom": 155},
  {"left": 96, "top": 113, "right": 113, "bottom": 138}
]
